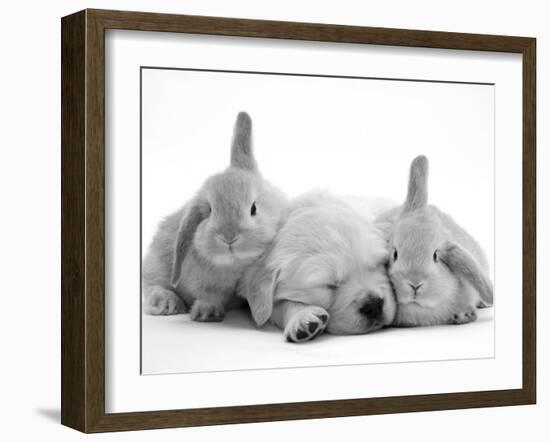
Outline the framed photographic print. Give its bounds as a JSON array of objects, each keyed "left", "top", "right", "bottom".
[{"left": 61, "top": 9, "right": 536, "bottom": 433}]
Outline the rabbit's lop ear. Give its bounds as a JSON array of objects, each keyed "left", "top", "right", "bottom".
[
  {"left": 440, "top": 242, "right": 494, "bottom": 306},
  {"left": 239, "top": 255, "right": 279, "bottom": 326},
  {"left": 230, "top": 111, "right": 258, "bottom": 172},
  {"left": 404, "top": 155, "right": 429, "bottom": 212},
  {"left": 171, "top": 201, "right": 208, "bottom": 287}
]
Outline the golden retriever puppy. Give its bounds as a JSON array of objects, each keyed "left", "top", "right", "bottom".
[{"left": 238, "top": 192, "right": 396, "bottom": 343}]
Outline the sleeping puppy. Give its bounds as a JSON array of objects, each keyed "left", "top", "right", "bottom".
[{"left": 238, "top": 191, "right": 396, "bottom": 343}]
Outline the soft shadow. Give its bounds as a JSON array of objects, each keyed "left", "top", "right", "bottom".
[
  {"left": 474, "top": 315, "right": 494, "bottom": 324},
  {"left": 217, "top": 308, "right": 269, "bottom": 332},
  {"left": 35, "top": 408, "right": 60, "bottom": 423}
]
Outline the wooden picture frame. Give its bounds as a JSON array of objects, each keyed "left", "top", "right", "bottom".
[{"left": 61, "top": 8, "right": 536, "bottom": 433}]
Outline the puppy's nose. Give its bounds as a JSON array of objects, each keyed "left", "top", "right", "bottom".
[{"left": 359, "top": 296, "right": 385, "bottom": 321}]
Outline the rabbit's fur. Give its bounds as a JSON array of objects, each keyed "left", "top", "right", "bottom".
[
  {"left": 238, "top": 191, "right": 396, "bottom": 343},
  {"left": 376, "top": 156, "right": 493, "bottom": 327},
  {"left": 142, "top": 112, "right": 287, "bottom": 321}
]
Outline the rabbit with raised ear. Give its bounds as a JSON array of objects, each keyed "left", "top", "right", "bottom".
[
  {"left": 375, "top": 155, "right": 493, "bottom": 327},
  {"left": 142, "top": 112, "right": 287, "bottom": 321}
]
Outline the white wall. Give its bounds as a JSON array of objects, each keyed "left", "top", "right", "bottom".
[
  {"left": 140, "top": 66, "right": 495, "bottom": 263},
  {"left": 0, "top": 0, "right": 546, "bottom": 440}
]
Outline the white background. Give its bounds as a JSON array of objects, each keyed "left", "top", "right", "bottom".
[
  {"left": 141, "top": 69, "right": 495, "bottom": 262},
  {"left": 0, "top": 0, "right": 547, "bottom": 441}
]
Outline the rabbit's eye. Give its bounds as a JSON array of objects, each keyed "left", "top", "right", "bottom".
[
  {"left": 433, "top": 250, "right": 439, "bottom": 262},
  {"left": 250, "top": 202, "right": 257, "bottom": 216},
  {"left": 393, "top": 249, "right": 398, "bottom": 261}
]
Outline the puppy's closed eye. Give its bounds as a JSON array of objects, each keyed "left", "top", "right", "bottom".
[{"left": 326, "top": 283, "right": 340, "bottom": 291}]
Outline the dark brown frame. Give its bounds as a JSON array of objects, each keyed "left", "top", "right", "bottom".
[{"left": 61, "top": 8, "right": 536, "bottom": 433}]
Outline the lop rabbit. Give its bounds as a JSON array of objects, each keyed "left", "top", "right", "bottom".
[
  {"left": 142, "top": 112, "right": 287, "bottom": 321},
  {"left": 376, "top": 156, "right": 493, "bottom": 327}
]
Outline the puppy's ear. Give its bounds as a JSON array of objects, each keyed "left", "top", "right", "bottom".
[
  {"left": 440, "top": 242, "right": 493, "bottom": 305},
  {"left": 239, "top": 254, "right": 279, "bottom": 326},
  {"left": 171, "top": 200, "right": 208, "bottom": 287},
  {"left": 230, "top": 111, "right": 258, "bottom": 172},
  {"left": 404, "top": 155, "right": 429, "bottom": 212}
]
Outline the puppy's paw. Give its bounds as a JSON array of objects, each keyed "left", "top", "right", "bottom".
[
  {"left": 145, "top": 287, "right": 187, "bottom": 315},
  {"left": 448, "top": 308, "right": 478, "bottom": 325},
  {"left": 284, "top": 306, "right": 329, "bottom": 343},
  {"left": 190, "top": 301, "right": 225, "bottom": 322}
]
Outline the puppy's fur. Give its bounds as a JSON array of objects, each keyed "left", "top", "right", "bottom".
[{"left": 239, "top": 192, "right": 396, "bottom": 343}]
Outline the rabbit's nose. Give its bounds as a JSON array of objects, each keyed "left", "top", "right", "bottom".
[
  {"left": 359, "top": 296, "right": 385, "bottom": 321},
  {"left": 220, "top": 235, "right": 239, "bottom": 245},
  {"left": 408, "top": 282, "right": 424, "bottom": 292}
]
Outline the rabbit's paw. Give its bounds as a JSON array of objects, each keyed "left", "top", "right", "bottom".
[
  {"left": 145, "top": 287, "right": 187, "bottom": 315},
  {"left": 284, "top": 306, "right": 329, "bottom": 343},
  {"left": 190, "top": 301, "right": 225, "bottom": 322},
  {"left": 448, "top": 308, "right": 478, "bottom": 325},
  {"left": 477, "top": 300, "right": 491, "bottom": 309}
]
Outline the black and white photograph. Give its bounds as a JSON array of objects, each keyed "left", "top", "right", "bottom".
[
  {"left": 1, "top": 0, "right": 543, "bottom": 439},
  {"left": 139, "top": 66, "right": 495, "bottom": 375}
]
